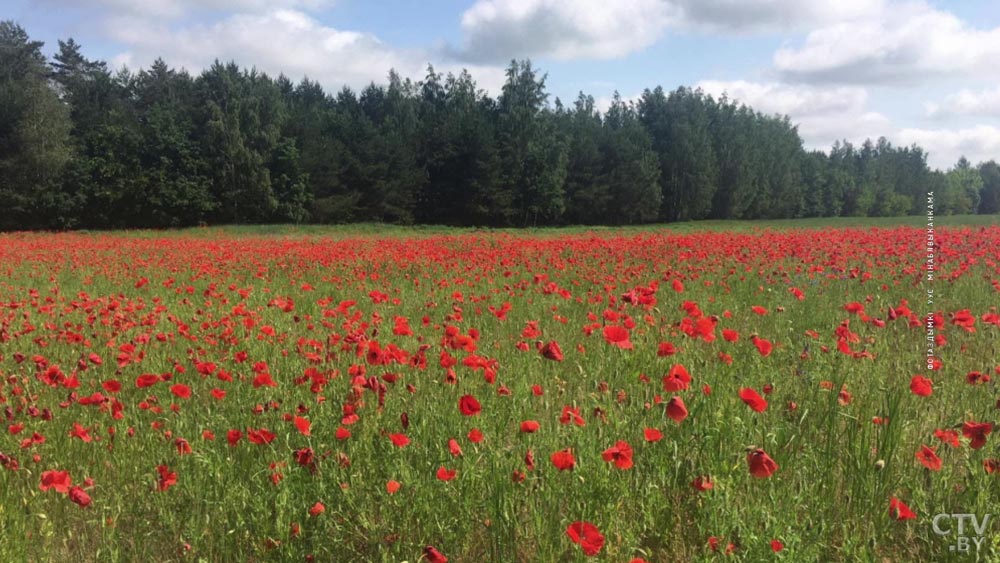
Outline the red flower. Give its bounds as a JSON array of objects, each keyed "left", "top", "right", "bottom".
[
  {"left": 666, "top": 396, "right": 688, "bottom": 423},
  {"left": 889, "top": 496, "right": 917, "bottom": 520},
  {"left": 935, "top": 428, "right": 960, "bottom": 448},
  {"left": 458, "top": 394, "right": 481, "bottom": 416},
  {"left": 247, "top": 428, "right": 275, "bottom": 445},
  {"left": 602, "top": 440, "right": 634, "bottom": 470},
  {"left": 520, "top": 420, "right": 540, "bottom": 433},
  {"left": 691, "top": 475, "right": 713, "bottom": 491},
  {"left": 436, "top": 467, "right": 457, "bottom": 481},
  {"left": 566, "top": 521, "right": 605, "bottom": 556},
  {"left": 915, "top": 444, "right": 942, "bottom": 471},
  {"left": 984, "top": 459, "right": 1000, "bottom": 474},
  {"left": 602, "top": 325, "right": 633, "bottom": 349},
  {"left": 739, "top": 388, "right": 768, "bottom": 412},
  {"left": 170, "top": 384, "right": 191, "bottom": 399},
  {"left": 69, "top": 486, "right": 92, "bottom": 507},
  {"left": 657, "top": 342, "right": 677, "bottom": 356},
  {"left": 388, "top": 433, "right": 410, "bottom": 447},
  {"left": 309, "top": 502, "right": 325, "bottom": 516},
  {"left": 751, "top": 335, "right": 773, "bottom": 357},
  {"left": 540, "top": 341, "right": 564, "bottom": 361},
  {"left": 40, "top": 470, "right": 72, "bottom": 493},
  {"left": 560, "top": 405, "right": 586, "bottom": 426},
  {"left": 135, "top": 374, "right": 159, "bottom": 388},
  {"left": 962, "top": 421, "right": 993, "bottom": 449},
  {"left": 662, "top": 364, "right": 691, "bottom": 392},
  {"left": 423, "top": 546, "right": 448, "bottom": 563},
  {"left": 468, "top": 428, "right": 484, "bottom": 443},
  {"left": 551, "top": 448, "right": 576, "bottom": 471},
  {"left": 910, "top": 375, "right": 933, "bottom": 397},
  {"left": 746, "top": 448, "right": 779, "bottom": 478},
  {"left": 770, "top": 540, "right": 784, "bottom": 553},
  {"left": 386, "top": 480, "right": 401, "bottom": 494},
  {"left": 643, "top": 428, "right": 663, "bottom": 442},
  {"left": 156, "top": 465, "right": 177, "bottom": 492},
  {"left": 294, "top": 416, "right": 311, "bottom": 436},
  {"left": 226, "top": 429, "right": 242, "bottom": 446}
]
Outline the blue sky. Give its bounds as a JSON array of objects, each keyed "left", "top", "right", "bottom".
[{"left": 7, "top": 0, "right": 1000, "bottom": 168}]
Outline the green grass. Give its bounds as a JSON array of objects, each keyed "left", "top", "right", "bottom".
[{"left": 1, "top": 218, "right": 999, "bottom": 562}]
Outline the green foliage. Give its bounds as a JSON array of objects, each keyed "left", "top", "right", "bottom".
[{"left": 0, "top": 20, "right": 995, "bottom": 231}]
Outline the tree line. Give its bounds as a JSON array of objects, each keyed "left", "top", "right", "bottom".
[{"left": 1, "top": 21, "right": 998, "bottom": 230}]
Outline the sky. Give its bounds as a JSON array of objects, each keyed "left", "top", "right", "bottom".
[{"left": 7, "top": 0, "right": 1000, "bottom": 169}]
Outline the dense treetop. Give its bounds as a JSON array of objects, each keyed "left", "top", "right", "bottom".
[{"left": 1, "top": 21, "right": 996, "bottom": 230}]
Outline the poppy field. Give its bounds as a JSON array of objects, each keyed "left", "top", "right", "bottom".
[{"left": 1, "top": 223, "right": 1000, "bottom": 562}]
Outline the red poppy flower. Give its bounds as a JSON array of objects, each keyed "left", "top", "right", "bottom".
[
  {"left": 388, "top": 433, "right": 410, "bottom": 447},
  {"left": 247, "top": 428, "right": 275, "bottom": 445},
  {"left": 602, "top": 440, "right": 634, "bottom": 470},
  {"left": 746, "top": 448, "right": 778, "bottom": 478},
  {"left": 935, "top": 428, "right": 960, "bottom": 448},
  {"left": 69, "top": 486, "right": 92, "bottom": 507},
  {"left": 135, "top": 374, "right": 159, "bottom": 388},
  {"left": 458, "top": 394, "right": 481, "bottom": 416},
  {"left": 540, "top": 341, "right": 564, "bottom": 361},
  {"left": 915, "top": 444, "right": 942, "bottom": 471},
  {"left": 293, "top": 416, "right": 311, "bottom": 436},
  {"left": 963, "top": 421, "right": 993, "bottom": 449},
  {"left": 691, "top": 475, "right": 713, "bottom": 491},
  {"left": 468, "top": 428, "right": 484, "bottom": 443},
  {"left": 751, "top": 335, "right": 773, "bottom": 357},
  {"left": 666, "top": 396, "right": 688, "bottom": 423},
  {"left": 910, "top": 375, "right": 933, "bottom": 397},
  {"left": 226, "top": 429, "right": 242, "bottom": 446},
  {"left": 739, "top": 388, "right": 768, "bottom": 412},
  {"left": 423, "top": 546, "right": 448, "bottom": 563},
  {"left": 657, "top": 342, "right": 677, "bottom": 356},
  {"left": 984, "top": 459, "right": 1000, "bottom": 474},
  {"left": 602, "top": 325, "right": 633, "bottom": 349},
  {"left": 520, "top": 420, "right": 540, "bottom": 433},
  {"left": 253, "top": 372, "right": 277, "bottom": 388},
  {"left": 309, "top": 502, "right": 325, "bottom": 516},
  {"left": 643, "top": 428, "right": 663, "bottom": 442},
  {"left": 566, "top": 521, "right": 605, "bottom": 556},
  {"left": 889, "top": 496, "right": 917, "bottom": 520},
  {"left": 156, "top": 465, "right": 177, "bottom": 492},
  {"left": 436, "top": 467, "right": 457, "bottom": 481},
  {"left": 722, "top": 329, "right": 739, "bottom": 342},
  {"left": 551, "top": 448, "right": 576, "bottom": 471},
  {"left": 40, "top": 470, "right": 72, "bottom": 493},
  {"left": 560, "top": 406, "right": 586, "bottom": 426},
  {"left": 170, "top": 384, "right": 191, "bottom": 399},
  {"left": 386, "top": 480, "right": 401, "bottom": 494},
  {"left": 662, "top": 364, "right": 691, "bottom": 392},
  {"left": 771, "top": 540, "right": 784, "bottom": 552},
  {"left": 448, "top": 438, "right": 463, "bottom": 457}
]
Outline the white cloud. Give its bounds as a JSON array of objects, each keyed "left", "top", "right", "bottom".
[
  {"left": 455, "top": 0, "right": 886, "bottom": 63},
  {"left": 106, "top": 9, "right": 506, "bottom": 95},
  {"left": 669, "top": 0, "right": 882, "bottom": 33},
  {"left": 897, "top": 126, "right": 1000, "bottom": 168},
  {"left": 456, "top": 0, "right": 675, "bottom": 62},
  {"left": 925, "top": 85, "right": 1000, "bottom": 119},
  {"left": 695, "top": 80, "right": 888, "bottom": 150},
  {"left": 774, "top": 1, "right": 1000, "bottom": 85},
  {"left": 696, "top": 80, "right": 867, "bottom": 117}
]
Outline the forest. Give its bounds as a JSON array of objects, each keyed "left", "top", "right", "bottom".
[{"left": 1, "top": 20, "right": 998, "bottom": 230}]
